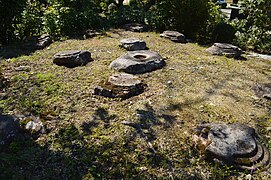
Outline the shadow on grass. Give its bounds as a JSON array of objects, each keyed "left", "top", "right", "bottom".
[
  {"left": 0, "top": 104, "right": 203, "bottom": 179},
  {"left": 136, "top": 103, "right": 177, "bottom": 128},
  {"left": 0, "top": 44, "right": 38, "bottom": 59}
]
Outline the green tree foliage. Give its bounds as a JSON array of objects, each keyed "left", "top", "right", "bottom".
[
  {"left": 231, "top": 0, "right": 271, "bottom": 53},
  {"left": 146, "top": 0, "right": 222, "bottom": 39},
  {"left": 0, "top": 0, "right": 26, "bottom": 44},
  {"left": 14, "top": 0, "right": 44, "bottom": 38},
  {"left": 0, "top": 0, "right": 222, "bottom": 45},
  {"left": 0, "top": 0, "right": 101, "bottom": 44}
]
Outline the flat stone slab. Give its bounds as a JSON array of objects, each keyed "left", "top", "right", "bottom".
[
  {"left": 193, "top": 123, "right": 270, "bottom": 171},
  {"left": 109, "top": 50, "right": 166, "bottom": 74},
  {"left": 23, "top": 34, "right": 53, "bottom": 50},
  {"left": 123, "top": 23, "right": 147, "bottom": 32},
  {"left": 120, "top": 38, "right": 146, "bottom": 51},
  {"left": 206, "top": 43, "right": 242, "bottom": 58},
  {"left": 253, "top": 83, "right": 271, "bottom": 100},
  {"left": 84, "top": 30, "right": 102, "bottom": 39},
  {"left": 94, "top": 73, "right": 145, "bottom": 99},
  {"left": 0, "top": 115, "right": 20, "bottom": 150},
  {"left": 160, "top": 31, "right": 186, "bottom": 43},
  {"left": 36, "top": 34, "right": 53, "bottom": 49},
  {"left": 53, "top": 50, "right": 92, "bottom": 68}
]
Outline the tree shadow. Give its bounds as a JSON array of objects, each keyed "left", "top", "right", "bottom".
[
  {"left": 136, "top": 103, "right": 177, "bottom": 128},
  {"left": 0, "top": 44, "right": 35, "bottom": 59}
]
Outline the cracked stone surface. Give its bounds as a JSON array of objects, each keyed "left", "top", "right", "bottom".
[
  {"left": 120, "top": 38, "right": 147, "bottom": 51},
  {"left": 53, "top": 50, "right": 92, "bottom": 68},
  {"left": 193, "top": 123, "right": 270, "bottom": 171},
  {"left": 206, "top": 43, "right": 242, "bottom": 58},
  {"left": 160, "top": 31, "right": 186, "bottom": 43},
  {"left": 123, "top": 23, "right": 147, "bottom": 32},
  {"left": 94, "top": 73, "right": 145, "bottom": 99},
  {"left": 109, "top": 50, "right": 166, "bottom": 74},
  {"left": 23, "top": 34, "right": 53, "bottom": 50}
]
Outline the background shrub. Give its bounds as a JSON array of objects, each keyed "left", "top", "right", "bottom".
[
  {"left": 230, "top": 0, "right": 271, "bottom": 53},
  {"left": 146, "top": 0, "right": 222, "bottom": 40},
  {"left": 212, "top": 22, "right": 236, "bottom": 43},
  {"left": 0, "top": 0, "right": 26, "bottom": 44},
  {"left": 14, "top": 0, "right": 44, "bottom": 39},
  {"left": 0, "top": 0, "right": 102, "bottom": 44}
]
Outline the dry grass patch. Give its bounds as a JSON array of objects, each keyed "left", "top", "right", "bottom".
[{"left": 1, "top": 29, "right": 271, "bottom": 179}]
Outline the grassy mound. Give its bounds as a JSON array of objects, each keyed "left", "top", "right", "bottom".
[{"left": 0, "top": 30, "right": 271, "bottom": 179}]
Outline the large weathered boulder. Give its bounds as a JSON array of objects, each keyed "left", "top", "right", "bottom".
[
  {"left": 53, "top": 50, "right": 92, "bottom": 68},
  {"left": 160, "top": 31, "right": 186, "bottom": 43},
  {"left": 83, "top": 30, "right": 102, "bottom": 39},
  {"left": 193, "top": 123, "right": 270, "bottom": 171},
  {"left": 110, "top": 50, "right": 166, "bottom": 74},
  {"left": 0, "top": 115, "right": 20, "bottom": 150},
  {"left": 253, "top": 83, "right": 271, "bottom": 100},
  {"left": 206, "top": 43, "right": 242, "bottom": 58},
  {"left": 120, "top": 38, "right": 147, "bottom": 51},
  {"left": 123, "top": 23, "right": 147, "bottom": 32},
  {"left": 36, "top": 34, "right": 53, "bottom": 49},
  {"left": 94, "top": 73, "right": 145, "bottom": 99},
  {"left": 23, "top": 34, "right": 53, "bottom": 50}
]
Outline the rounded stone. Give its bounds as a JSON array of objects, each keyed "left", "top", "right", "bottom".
[
  {"left": 193, "top": 123, "right": 270, "bottom": 171},
  {"left": 160, "top": 31, "right": 186, "bottom": 43},
  {"left": 23, "top": 34, "right": 53, "bottom": 50},
  {"left": 109, "top": 50, "right": 166, "bottom": 74},
  {"left": 37, "top": 34, "right": 53, "bottom": 49},
  {"left": 206, "top": 43, "right": 242, "bottom": 58},
  {"left": 94, "top": 73, "right": 145, "bottom": 99},
  {"left": 120, "top": 38, "right": 147, "bottom": 51},
  {"left": 108, "top": 73, "right": 142, "bottom": 86},
  {"left": 53, "top": 50, "right": 92, "bottom": 68},
  {"left": 123, "top": 23, "right": 147, "bottom": 32}
]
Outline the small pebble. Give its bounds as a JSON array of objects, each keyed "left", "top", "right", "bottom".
[{"left": 15, "top": 66, "right": 31, "bottom": 72}]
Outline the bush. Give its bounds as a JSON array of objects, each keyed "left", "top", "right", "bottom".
[
  {"left": 146, "top": 0, "right": 222, "bottom": 40},
  {"left": 212, "top": 22, "right": 236, "bottom": 43},
  {"left": 0, "top": 0, "right": 102, "bottom": 43},
  {"left": 100, "top": 0, "right": 146, "bottom": 27},
  {"left": 0, "top": 0, "right": 223, "bottom": 45},
  {"left": 0, "top": 0, "right": 26, "bottom": 44},
  {"left": 56, "top": 0, "right": 101, "bottom": 35},
  {"left": 230, "top": 0, "right": 271, "bottom": 53},
  {"left": 14, "top": 0, "right": 44, "bottom": 39}
]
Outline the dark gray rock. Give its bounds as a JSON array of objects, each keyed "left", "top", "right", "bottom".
[
  {"left": 110, "top": 50, "right": 166, "bottom": 74},
  {"left": 84, "top": 30, "right": 102, "bottom": 39},
  {"left": 253, "top": 83, "right": 271, "bottom": 100},
  {"left": 206, "top": 43, "right": 242, "bottom": 58},
  {"left": 0, "top": 115, "right": 20, "bottom": 150},
  {"left": 193, "top": 123, "right": 270, "bottom": 171},
  {"left": 123, "top": 23, "right": 147, "bottom": 32},
  {"left": 160, "top": 31, "right": 186, "bottom": 43},
  {"left": 94, "top": 73, "right": 145, "bottom": 99},
  {"left": 36, "top": 34, "right": 53, "bottom": 49},
  {"left": 120, "top": 38, "right": 147, "bottom": 51},
  {"left": 23, "top": 34, "right": 53, "bottom": 50},
  {"left": 53, "top": 50, "right": 92, "bottom": 68}
]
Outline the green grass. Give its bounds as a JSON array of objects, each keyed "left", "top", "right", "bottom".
[{"left": 0, "top": 29, "right": 271, "bottom": 179}]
